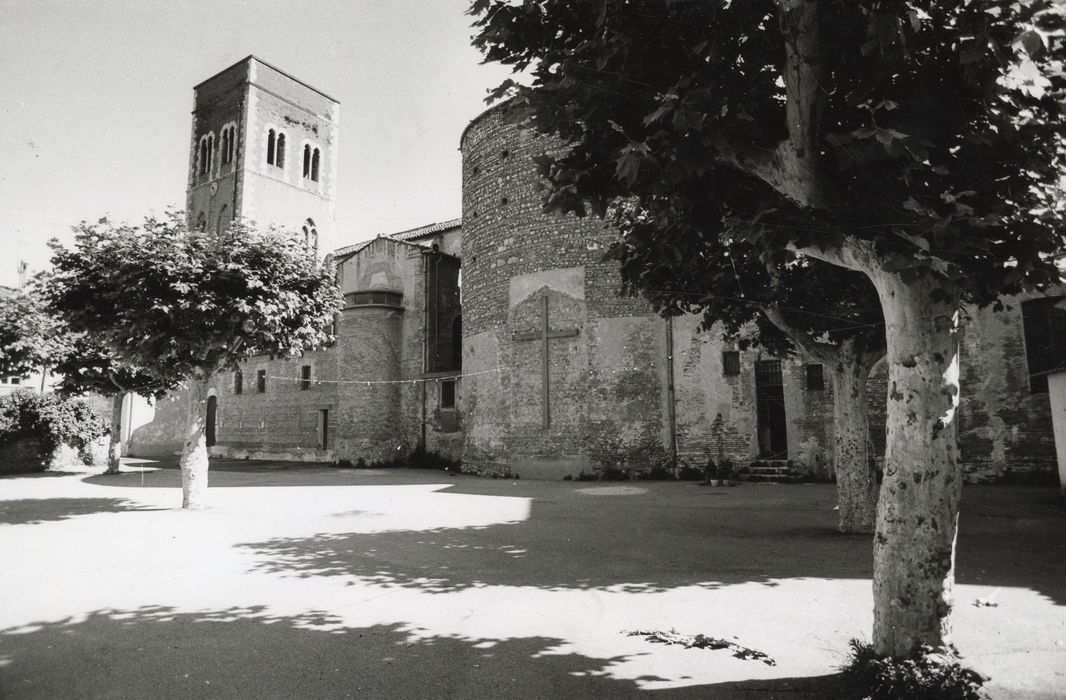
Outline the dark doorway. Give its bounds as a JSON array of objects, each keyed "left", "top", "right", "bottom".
[
  {"left": 318, "top": 409, "right": 329, "bottom": 450},
  {"left": 205, "top": 396, "right": 217, "bottom": 447},
  {"left": 755, "top": 360, "right": 787, "bottom": 459}
]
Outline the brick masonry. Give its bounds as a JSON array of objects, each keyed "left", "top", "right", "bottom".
[{"left": 128, "top": 63, "right": 1059, "bottom": 483}]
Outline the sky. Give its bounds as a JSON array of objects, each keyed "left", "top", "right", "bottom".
[{"left": 0, "top": 0, "right": 514, "bottom": 288}]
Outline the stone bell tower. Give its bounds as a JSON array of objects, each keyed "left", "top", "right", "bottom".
[{"left": 186, "top": 55, "right": 339, "bottom": 254}]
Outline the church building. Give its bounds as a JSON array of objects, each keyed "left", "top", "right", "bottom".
[{"left": 128, "top": 57, "right": 1064, "bottom": 483}]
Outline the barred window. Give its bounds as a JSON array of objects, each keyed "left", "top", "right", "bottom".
[
  {"left": 1022, "top": 295, "right": 1066, "bottom": 393},
  {"left": 806, "top": 363, "right": 825, "bottom": 391},
  {"left": 440, "top": 379, "right": 456, "bottom": 409},
  {"left": 722, "top": 351, "right": 740, "bottom": 376}
]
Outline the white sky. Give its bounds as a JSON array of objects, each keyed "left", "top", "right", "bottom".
[{"left": 0, "top": 0, "right": 513, "bottom": 288}]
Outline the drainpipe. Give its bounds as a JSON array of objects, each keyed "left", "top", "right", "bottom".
[
  {"left": 665, "top": 316, "right": 678, "bottom": 468},
  {"left": 419, "top": 251, "right": 429, "bottom": 451}
]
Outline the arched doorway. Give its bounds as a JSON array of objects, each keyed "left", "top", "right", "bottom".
[{"left": 206, "top": 395, "right": 217, "bottom": 447}]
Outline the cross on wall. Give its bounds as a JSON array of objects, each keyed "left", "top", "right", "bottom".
[{"left": 512, "top": 293, "right": 579, "bottom": 429}]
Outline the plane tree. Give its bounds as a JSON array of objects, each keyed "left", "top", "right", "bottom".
[
  {"left": 44, "top": 213, "right": 341, "bottom": 508},
  {"left": 471, "top": 0, "right": 1065, "bottom": 658}
]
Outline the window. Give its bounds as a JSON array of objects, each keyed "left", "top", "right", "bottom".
[
  {"left": 311, "top": 148, "right": 320, "bottom": 182},
  {"left": 220, "top": 125, "right": 235, "bottom": 165},
  {"left": 256, "top": 369, "right": 267, "bottom": 394},
  {"left": 195, "top": 212, "right": 207, "bottom": 232},
  {"left": 8, "top": 376, "right": 20, "bottom": 386},
  {"left": 1022, "top": 295, "right": 1066, "bottom": 393},
  {"left": 267, "top": 129, "right": 276, "bottom": 166},
  {"left": 233, "top": 369, "right": 242, "bottom": 395},
  {"left": 722, "top": 351, "right": 740, "bottom": 376},
  {"left": 300, "top": 365, "right": 312, "bottom": 390},
  {"left": 806, "top": 363, "right": 825, "bottom": 390},
  {"left": 302, "top": 144, "right": 311, "bottom": 178},
  {"left": 440, "top": 379, "right": 456, "bottom": 409},
  {"left": 345, "top": 290, "right": 403, "bottom": 308},
  {"left": 276, "top": 132, "right": 286, "bottom": 168},
  {"left": 198, "top": 133, "right": 214, "bottom": 176}
]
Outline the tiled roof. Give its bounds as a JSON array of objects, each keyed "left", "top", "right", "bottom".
[
  {"left": 331, "top": 219, "right": 461, "bottom": 258},
  {"left": 388, "top": 218, "right": 461, "bottom": 242}
]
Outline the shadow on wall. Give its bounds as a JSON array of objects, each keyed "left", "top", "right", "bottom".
[
  {"left": 126, "top": 392, "right": 184, "bottom": 458},
  {"left": 0, "top": 606, "right": 856, "bottom": 699}
]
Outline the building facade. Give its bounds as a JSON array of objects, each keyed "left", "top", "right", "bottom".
[{"left": 128, "top": 61, "right": 1064, "bottom": 483}]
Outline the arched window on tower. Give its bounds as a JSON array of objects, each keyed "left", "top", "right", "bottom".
[
  {"left": 301, "top": 218, "right": 318, "bottom": 252},
  {"left": 198, "top": 136, "right": 212, "bottom": 176},
  {"left": 276, "top": 133, "right": 286, "bottom": 168},
  {"left": 302, "top": 145, "right": 311, "bottom": 178},
  {"left": 220, "top": 125, "right": 235, "bottom": 165},
  {"left": 311, "top": 148, "right": 320, "bottom": 182},
  {"left": 266, "top": 129, "right": 276, "bottom": 166},
  {"left": 195, "top": 212, "right": 207, "bottom": 232}
]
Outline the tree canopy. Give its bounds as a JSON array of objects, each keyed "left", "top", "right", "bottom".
[
  {"left": 45, "top": 212, "right": 341, "bottom": 505},
  {"left": 473, "top": 0, "right": 1064, "bottom": 301},
  {"left": 471, "top": 0, "right": 1065, "bottom": 660}
]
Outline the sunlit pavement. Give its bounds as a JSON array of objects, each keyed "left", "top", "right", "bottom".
[{"left": 0, "top": 460, "right": 1063, "bottom": 699}]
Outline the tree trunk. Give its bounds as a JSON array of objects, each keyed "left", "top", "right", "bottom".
[
  {"left": 870, "top": 271, "right": 962, "bottom": 658},
  {"left": 180, "top": 374, "right": 211, "bottom": 509},
  {"left": 831, "top": 352, "right": 878, "bottom": 534},
  {"left": 104, "top": 392, "right": 127, "bottom": 475}
]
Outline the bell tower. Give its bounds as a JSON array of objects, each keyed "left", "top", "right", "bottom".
[{"left": 186, "top": 56, "right": 340, "bottom": 254}]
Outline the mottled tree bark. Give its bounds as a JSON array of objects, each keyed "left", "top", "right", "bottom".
[
  {"left": 869, "top": 270, "right": 962, "bottom": 658},
  {"left": 180, "top": 374, "right": 211, "bottom": 509},
  {"left": 831, "top": 354, "right": 878, "bottom": 534},
  {"left": 104, "top": 392, "right": 126, "bottom": 475}
]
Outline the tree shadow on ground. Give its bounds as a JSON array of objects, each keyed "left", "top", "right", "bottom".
[
  {"left": 0, "top": 606, "right": 857, "bottom": 699},
  {"left": 0, "top": 498, "right": 166, "bottom": 526},
  {"left": 233, "top": 484, "right": 1066, "bottom": 604},
  {"left": 236, "top": 494, "right": 875, "bottom": 593}
]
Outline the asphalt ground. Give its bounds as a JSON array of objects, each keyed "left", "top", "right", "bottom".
[{"left": 0, "top": 459, "right": 1063, "bottom": 699}]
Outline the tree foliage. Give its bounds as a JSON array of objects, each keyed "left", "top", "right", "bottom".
[
  {"left": 0, "top": 289, "right": 63, "bottom": 379},
  {"left": 472, "top": 0, "right": 1064, "bottom": 301},
  {"left": 44, "top": 212, "right": 341, "bottom": 385},
  {"left": 44, "top": 211, "right": 341, "bottom": 504},
  {"left": 471, "top": 0, "right": 1065, "bottom": 658}
]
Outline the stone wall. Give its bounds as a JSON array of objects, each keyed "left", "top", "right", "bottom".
[{"left": 460, "top": 106, "right": 668, "bottom": 478}]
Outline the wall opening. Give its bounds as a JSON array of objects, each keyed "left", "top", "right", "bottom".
[
  {"left": 317, "top": 409, "right": 329, "bottom": 450},
  {"left": 755, "top": 359, "right": 788, "bottom": 459},
  {"left": 206, "top": 395, "right": 217, "bottom": 447}
]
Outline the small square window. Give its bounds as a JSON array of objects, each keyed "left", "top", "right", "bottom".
[
  {"left": 9, "top": 377, "right": 20, "bottom": 386},
  {"left": 440, "top": 379, "right": 456, "bottom": 409},
  {"left": 300, "top": 365, "right": 312, "bottom": 390},
  {"left": 806, "top": 363, "right": 825, "bottom": 391},
  {"left": 256, "top": 370, "right": 267, "bottom": 394},
  {"left": 722, "top": 351, "right": 740, "bottom": 377}
]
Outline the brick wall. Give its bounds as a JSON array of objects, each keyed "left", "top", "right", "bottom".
[{"left": 460, "top": 106, "right": 668, "bottom": 478}]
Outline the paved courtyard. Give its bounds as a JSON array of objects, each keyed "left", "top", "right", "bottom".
[{"left": 0, "top": 460, "right": 1064, "bottom": 698}]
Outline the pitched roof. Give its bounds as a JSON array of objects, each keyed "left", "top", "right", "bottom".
[
  {"left": 331, "top": 219, "right": 461, "bottom": 259},
  {"left": 387, "top": 218, "right": 461, "bottom": 242}
]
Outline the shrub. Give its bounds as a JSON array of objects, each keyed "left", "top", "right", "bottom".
[
  {"left": 0, "top": 390, "right": 108, "bottom": 468},
  {"left": 842, "top": 639, "right": 986, "bottom": 700}
]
